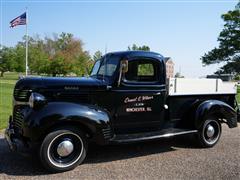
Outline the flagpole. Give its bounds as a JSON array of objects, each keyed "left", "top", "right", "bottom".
[{"left": 25, "top": 7, "right": 28, "bottom": 76}]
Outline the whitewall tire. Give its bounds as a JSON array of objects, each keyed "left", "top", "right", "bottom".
[
  {"left": 39, "top": 127, "right": 87, "bottom": 172},
  {"left": 197, "top": 118, "right": 222, "bottom": 148}
]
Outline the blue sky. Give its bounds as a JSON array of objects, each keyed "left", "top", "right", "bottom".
[{"left": 0, "top": 0, "right": 238, "bottom": 77}]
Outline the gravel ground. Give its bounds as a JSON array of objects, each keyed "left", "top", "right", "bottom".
[{"left": 0, "top": 125, "right": 239, "bottom": 180}]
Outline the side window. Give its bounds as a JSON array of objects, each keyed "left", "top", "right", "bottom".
[{"left": 124, "top": 59, "right": 160, "bottom": 83}]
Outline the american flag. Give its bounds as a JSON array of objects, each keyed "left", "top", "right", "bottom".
[{"left": 10, "top": 12, "right": 26, "bottom": 28}]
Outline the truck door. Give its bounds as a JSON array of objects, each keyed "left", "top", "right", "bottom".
[{"left": 112, "top": 58, "right": 166, "bottom": 134}]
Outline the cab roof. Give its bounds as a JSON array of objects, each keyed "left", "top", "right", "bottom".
[{"left": 103, "top": 51, "right": 165, "bottom": 62}]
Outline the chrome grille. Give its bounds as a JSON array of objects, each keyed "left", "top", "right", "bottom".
[
  {"left": 102, "top": 127, "right": 113, "bottom": 140},
  {"left": 14, "top": 89, "right": 31, "bottom": 101},
  {"left": 13, "top": 107, "right": 24, "bottom": 131}
]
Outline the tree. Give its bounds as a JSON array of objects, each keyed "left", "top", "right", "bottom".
[
  {"left": 29, "top": 47, "right": 49, "bottom": 75},
  {"left": 1, "top": 32, "right": 93, "bottom": 76},
  {"left": 73, "top": 51, "right": 92, "bottom": 76},
  {"left": 47, "top": 32, "right": 91, "bottom": 76},
  {"left": 29, "top": 32, "right": 91, "bottom": 76},
  {"left": 201, "top": 2, "right": 240, "bottom": 75},
  {"left": 47, "top": 55, "right": 67, "bottom": 76},
  {"left": 0, "top": 46, "right": 16, "bottom": 77},
  {"left": 215, "top": 58, "right": 240, "bottom": 75},
  {"left": 93, "top": 50, "right": 102, "bottom": 61},
  {"left": 12, "top": 44, "right": 25, "bottom": 73},
  {"left": 128, "top": 44, "right": 150, "bottom": 51},
  {"left": 14, "top": 36, "right": 43, "bottom": 74}
]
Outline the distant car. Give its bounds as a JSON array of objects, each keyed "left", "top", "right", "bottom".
[{"left": 5, "top": 51, "right": 239, "bottom": 172}]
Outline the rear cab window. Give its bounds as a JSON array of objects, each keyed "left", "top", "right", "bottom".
[{"left": 123, "top": 58, "right": 162, "bottom": 84}]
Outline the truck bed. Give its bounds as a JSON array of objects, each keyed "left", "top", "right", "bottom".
[{"left": 168, "top": 78, "right": 237, "bottom": 96}]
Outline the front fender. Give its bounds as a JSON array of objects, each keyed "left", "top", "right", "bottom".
[
  {"left": 24, "top": 102, "right": 111, "bottom": 143},
  {"left": 195, "top": 100, "right": 237, "bottom": 129}
]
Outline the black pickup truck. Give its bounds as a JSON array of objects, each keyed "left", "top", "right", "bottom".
[{"left": 5, "top": 51, "right": 239, "bottom": 172}]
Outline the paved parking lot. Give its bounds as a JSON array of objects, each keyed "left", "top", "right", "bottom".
[{"left": 0, "top": 125, "right": 239, "bottom": 180}]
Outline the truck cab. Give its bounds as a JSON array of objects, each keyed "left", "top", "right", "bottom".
[
  {"left": 5, "top": 51, "right": 239, "bottom": 172},
  {"left": 92, "top": 51, "right": 167, "bottom": 135}
]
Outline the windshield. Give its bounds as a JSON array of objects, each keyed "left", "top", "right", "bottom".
[
  {"left": 90, "top": 54, "right": 119, "bottom": 80},
  {"left": 91, "top": 60, "right": 101, "bottom": 76}
]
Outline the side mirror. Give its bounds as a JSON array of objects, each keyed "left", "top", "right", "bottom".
[
  {"left": 118, "top": 60, "right": 128, "bottom": 86},
  {"left": 121, "top": 60, "right": 128, "bottom": 73}
]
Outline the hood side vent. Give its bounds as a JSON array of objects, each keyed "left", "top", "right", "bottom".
[{"left": 14, "top": 89, "right": 31, "bottom": 102}]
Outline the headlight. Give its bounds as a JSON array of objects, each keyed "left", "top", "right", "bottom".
[{"left": 29, "top": 93, "right": 47, "bottom": 109}]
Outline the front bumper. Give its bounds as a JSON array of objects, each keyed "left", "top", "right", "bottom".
[
  {"left": 5, "top": 116, "right": 38, "bottom": 154},
  {"left": 5, "top": 127, "right": 29, "bottom": 153}
]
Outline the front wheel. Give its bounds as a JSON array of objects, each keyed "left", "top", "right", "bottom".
[
  {"left": 39, "top": 127, "right": 87, "bottom": 172},
  {"left": 197, "top": 118, "right": 222, "bottom": 148}
]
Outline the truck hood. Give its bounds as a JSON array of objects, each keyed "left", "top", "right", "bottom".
[{"left": 15, "top": 76, "right": 107, "bottom": 91}]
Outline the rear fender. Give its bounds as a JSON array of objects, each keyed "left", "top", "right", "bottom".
[{"left": 195, "top": 100, "right": 237, "bottom": 129}]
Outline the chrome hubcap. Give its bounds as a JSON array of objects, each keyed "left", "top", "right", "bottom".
[
  {"left": 57, "top": 140, "right": 74, "bottom": 157},
  {"left": 206, "top": 124, "right": 215, "bottom": 138}
]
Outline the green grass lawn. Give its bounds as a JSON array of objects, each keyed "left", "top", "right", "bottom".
[
  {"left": 237, "top": 87, "right": 240, "bottom": 103},
  {"left": 0, "top": 72, "right": 18, "bottom": 130},
  {"left": 0, "top": 72, "right": 240, "bottom": 130}
]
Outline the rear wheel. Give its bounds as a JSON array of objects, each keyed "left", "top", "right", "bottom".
[
  {"left": 197, "top": 118, "right": 222, "bottom": 148},
  {"left": 39, "top": 127, "right": 87, "bottom": 172}
]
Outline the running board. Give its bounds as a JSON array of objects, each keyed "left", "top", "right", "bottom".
[{"left": 110, "top": 129, "right": 198, "bottom": 143}]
